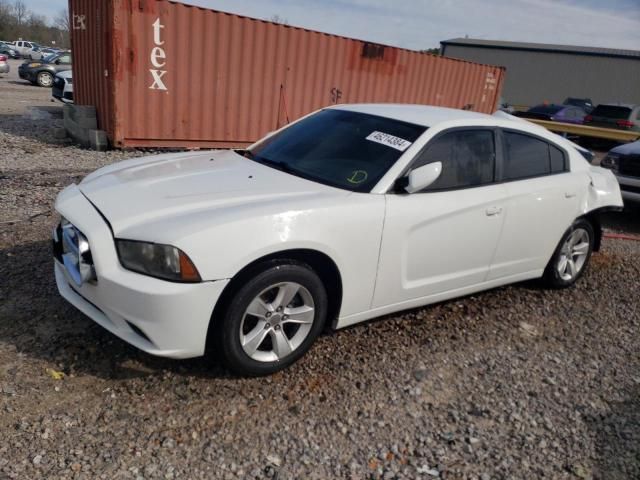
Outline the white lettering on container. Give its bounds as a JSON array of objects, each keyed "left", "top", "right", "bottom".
[{"left": 150, "top": 18, "right": 167, "bottom": 91}]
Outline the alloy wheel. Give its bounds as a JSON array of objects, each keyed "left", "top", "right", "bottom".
[
  {"left": 38, "top": 72, "right": 53, "bottom": 87},
  {"left": 556, "top": 228, "right": 590, "bottom": 281},
  {"left": 239, "top": 282, "right": 315, "bottom": 362}
]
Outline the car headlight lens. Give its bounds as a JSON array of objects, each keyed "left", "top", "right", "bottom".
[
  {"left": 600, "top": 154, "right": 619, "bottom": 172},
  {"left": 115, "top": 240, "right": 201, "bottom": 283},
  {"left": 28, "top": 62, "right": 41, "bottom": 67}
]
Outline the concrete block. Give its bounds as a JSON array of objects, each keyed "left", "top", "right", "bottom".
[{"left": 88, "top": 129, "right": 109, "bottom": 151}]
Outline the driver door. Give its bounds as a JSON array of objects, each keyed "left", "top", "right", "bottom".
[{"left": 373, "top": 128, "right": 508, "bottom": 308}]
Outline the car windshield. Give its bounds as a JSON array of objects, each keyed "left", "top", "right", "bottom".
[
  {"left": 248, "top": 109, "right": 426, "bottom": 192},
  {"left": 42, "top": 53, "right": 56, "bottom": 62},
  {"left": 591, "top": 105, "right": 632, "bottom": 120}
]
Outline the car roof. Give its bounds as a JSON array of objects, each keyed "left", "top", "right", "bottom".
[{"left": 328, "top": 103, "right": 492, "bottom": 127}]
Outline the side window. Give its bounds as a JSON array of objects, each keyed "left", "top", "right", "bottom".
[
  {"left": 412, "top": 130, "right": 495, "bottom": 191},
  {"left": 503, "top": 131, "right": 567, "bottom": 180},
  {"left": 550, "top": 145, "right": 566, "bottom": 173},
  {"left": 59, "top": 55, "right": 71, "bottom": 64}
]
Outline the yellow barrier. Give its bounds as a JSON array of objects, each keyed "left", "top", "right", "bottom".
[{"left": 527, "top": 119, "right": 640, "bottom": 143}]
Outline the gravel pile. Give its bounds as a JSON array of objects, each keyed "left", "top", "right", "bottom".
[{"left": 1, "top": 64, "right": 639, "bottom": 480}]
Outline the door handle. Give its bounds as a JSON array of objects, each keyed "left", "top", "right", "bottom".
[
  {"left": 565, "top": 192, "right": 576, "bottom": 199},
  {"left": 486, "top": 206, "right": 503, "bottom": 216}
]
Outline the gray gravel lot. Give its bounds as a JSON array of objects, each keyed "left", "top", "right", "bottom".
[{"left": 1, "top": 60, "right": 639, "bottom": 479}]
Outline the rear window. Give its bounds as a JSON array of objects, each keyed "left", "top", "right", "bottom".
[
  {"left": 529, "top": 105, "right": 564, "bottom": 115},
  {"left": 591, "top": 105, "right": 632, "bottom": 120}
]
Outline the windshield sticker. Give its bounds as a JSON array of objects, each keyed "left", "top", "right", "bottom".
[
  {"left": 347, "top": 170, "right": 368, "bottom": 184},
  {"left": 366, "top": 131, "right": 413, "bottom": 152}
]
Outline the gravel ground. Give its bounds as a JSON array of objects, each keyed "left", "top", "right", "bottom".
[{"left": 1, "top": 61, "right": 640, "bottom": 479}]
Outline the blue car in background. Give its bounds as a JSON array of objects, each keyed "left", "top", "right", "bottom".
[{"left": 514, "top": 104, "right": 588, "bottom": 125}]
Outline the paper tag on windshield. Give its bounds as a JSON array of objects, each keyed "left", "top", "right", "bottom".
[{"left": 366, "top": 131, "right": 412, "bottom": 152}]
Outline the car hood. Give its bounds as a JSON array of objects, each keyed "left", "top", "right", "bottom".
[
  {"left": 56, "top": 70, "right": 72, "bottom": 79},
  {"left": 610, "top": 140, "right": 640, "bottom": 156},
  {"left": 78, "top": 149, "right": 348, "bottom": 237}
]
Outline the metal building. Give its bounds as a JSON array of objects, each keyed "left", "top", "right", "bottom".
[{"left": 441, "top": 38, "right": 640, "bottom": 109}]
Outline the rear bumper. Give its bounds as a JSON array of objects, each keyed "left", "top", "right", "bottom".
[
  {"left": 18, "top": 69, "right": 34, "bottom": 81},
  {"left": 0, "top": 64, "right": 8, "bottom": 73},
  {"left": 54, "top": 184, "right": 229, "bottom": 359}
]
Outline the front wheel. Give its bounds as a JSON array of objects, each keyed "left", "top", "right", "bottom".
[
  {"left": 542, "top": 219, "right": 594, "bottom": 288},
  {"left": 215, "top": 261, "right": 328, "bottom": 376}
]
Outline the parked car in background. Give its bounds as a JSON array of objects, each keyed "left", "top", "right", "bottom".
[
  {"left": 13, "top": 40, "right": 39, "bottom": 57},
  {"left": 18, "top": 52, "right": 72, "bottom": 87},
  {"left": 52, "top": 70, "right": 73, "bottom": 103},
  {"left": 0, "top": 41, "right": 19, "bottom": 58},
  {"left": 600, "top": 140, "right": 640, "bottom": 203},
  {"left": 0, "top": 54, "right": 9, "bottom": 75},
  {"left": 563, "top": 97, "right": 594, "bottom": 113},
  {"left": 52, "top": 104, "right": 623, "bottom": 375},
  {"left": 514, "top": 104, "right": 587, "bottom": 124},
  {"left": 29, "top": 47, "right": 59, "bottom": 60},
  {"left": 584, "top": 104, "right": 640, "bottom": 132}
]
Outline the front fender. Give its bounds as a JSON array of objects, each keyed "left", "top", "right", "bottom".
[{"left": 177, "top": 194, "right": 386, "bottom": 318}]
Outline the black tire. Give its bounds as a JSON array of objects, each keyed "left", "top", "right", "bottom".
[
  {"left": 214, "top": 261, "right": 328, "bottom": 376},
  {"left": 36, "top": 71, "right": 53, "bottom": 87},
  {"left": 542, "top": 218, "right": 594, "bottom": 289}
]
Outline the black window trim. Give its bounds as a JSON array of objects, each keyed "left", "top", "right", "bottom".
[
  {"left": 390, "top": 126, "right": 571, "bottom": 194},
  {"left": 391, "top": 126, "right": 502, "bottom": 194},
  {"left": 497, "top": 128, "right": 570, "bottom": 183}
]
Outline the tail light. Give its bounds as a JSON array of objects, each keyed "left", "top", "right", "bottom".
[
  {"left": 584, "top": 115, "right": 593, "bottom": 123},
  {"left": 616, "top": 119, "right": 634, "bottom": 129},
  {"left": 0, "top": 55, "right": 6, "bottom": 61}
]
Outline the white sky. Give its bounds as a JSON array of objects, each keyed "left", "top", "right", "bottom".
[{"left": 26, "top": 0, "right": 640, "bottom": 51}]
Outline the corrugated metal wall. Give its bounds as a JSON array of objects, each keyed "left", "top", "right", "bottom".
[
  {"left": 70, "top": 0, "right": 114, "bottom": 137},
  {"left": 70, "top": 0, "right": 505, "bottom": 149},
  {"left": 442, "top": 44, "right": 640, "bottom": 108}
]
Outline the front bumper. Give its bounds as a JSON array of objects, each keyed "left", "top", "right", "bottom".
[
  {"left": 617, "top": 174, "right": 640, "bottom": 203},
  {"left": 54, "top": 184, "right": 229, "bottom": 359}
]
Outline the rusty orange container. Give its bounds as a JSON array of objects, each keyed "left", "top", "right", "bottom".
[{"left": 69, "top": 0, "right": 505, "bottom": 148}]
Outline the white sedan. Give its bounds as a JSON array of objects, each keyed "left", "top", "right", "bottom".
[{"left": 53, "top": 104, "right": 623, "bottom": 376}]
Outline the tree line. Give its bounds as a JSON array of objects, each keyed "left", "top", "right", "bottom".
[{"left": 0, "top": 0, "right": 70, "bottom": 48}]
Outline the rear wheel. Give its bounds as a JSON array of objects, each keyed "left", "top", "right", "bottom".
[
  {"left": 215, "top": 261, "right": 328, "bottom": 376},
  {"left": 542, "top": 219, "right": 594, "bottom": 288},
  {"left": 36, "top": 71, "right": 53, "bottom": 87}
]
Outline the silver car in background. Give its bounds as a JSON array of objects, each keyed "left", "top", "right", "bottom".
[{"left": 0, "top": 54, "right": 9, "bottom": 74}]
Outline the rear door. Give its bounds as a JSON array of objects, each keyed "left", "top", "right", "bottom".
[
  {"left": 374, "top": 128, "right": 508, "bottom": 307},
  {"left": 487, "top": 130, "right": 582, "bottom": 280}
]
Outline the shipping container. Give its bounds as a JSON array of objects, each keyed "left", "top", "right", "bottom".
[{"left": 69, "top": 0, "right": 505, "bottom": 149}]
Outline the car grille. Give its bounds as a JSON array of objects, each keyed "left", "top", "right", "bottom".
[
  {"left": 618, "top": 154, "right": 640, "bottom": 178},
  {"left": 621, "top": 184, "right": 640, "bottom": 195}
]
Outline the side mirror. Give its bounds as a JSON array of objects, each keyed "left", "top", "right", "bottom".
[
  {"left": 404, "top": 162, "right": 442, "bottom": 193},
  {"left": 55, "top": 59, "right": 60, "bottom": 65}
]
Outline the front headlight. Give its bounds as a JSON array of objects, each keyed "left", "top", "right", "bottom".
[
  {"left": 28, "top": 62, "right": 41, "bottom": 68},
  {"left": 600, "top": 154, "right": 619, "bottom": 173},
  {"left": 115, "top": 240, "right": 201, "bottom": 283}
]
